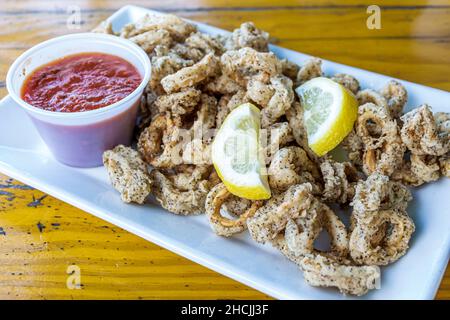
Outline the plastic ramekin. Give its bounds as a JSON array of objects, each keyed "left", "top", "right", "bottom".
[{"left": 6, "top": 33, "right": 151, "bottom": 168}]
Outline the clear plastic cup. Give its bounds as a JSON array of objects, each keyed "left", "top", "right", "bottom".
[{"left": 6, "top": 33, "right": 151, "bottom": 168}]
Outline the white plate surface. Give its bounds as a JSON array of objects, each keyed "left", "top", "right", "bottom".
[{"left": 0, "top": 5, "right": 449, "bottom": 300}]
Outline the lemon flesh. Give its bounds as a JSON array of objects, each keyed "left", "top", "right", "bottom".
[
  {"left": 295, "top": 77, "right": 358, "bottom": 156},
  {"left": 212, "top": 103, "right": 271, "bottom": 200}
]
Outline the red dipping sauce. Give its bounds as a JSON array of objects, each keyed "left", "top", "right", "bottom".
[{"left": 21, "top": 52, "right": 142, "bottom": 112}]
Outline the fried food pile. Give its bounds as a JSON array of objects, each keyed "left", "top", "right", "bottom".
[{"left": 96, "top": 13, "right": 450, "bottom": 296}]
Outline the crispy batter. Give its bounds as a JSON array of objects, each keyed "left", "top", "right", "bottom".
[
  {"left": 223, "top": 195, "right": 253, "bottom": 217},
  {"left": 268, "top": 147, "right": 320, "bottom": 192},
  {"left": 261, "top": 75, "right": 295, "bottom": 127},
  {"left": 103, "top": 145, "right": 152, "bottom": 204},
  {"left": 393, "top": 154, "right": 442, "bottom": 186},
  {"left": 331, "top": 73, "right": 360, "bottom": 95},
  {"left": 281, "top": 59, "right": 300, "bottom": 81},
  {"left": 205, "top": 183, "right": 263, "bottom": 236},
  {"left": 380, "top": 80, "right": 408, "bottom": 119},
  {"left": 320, "top": 160, "right": 359, "bottom": 204},
  {"left": 356, "top": 89, "right": 388, "bottom": 109},
  {"left": 204, "top": 73, "right": 242, "bottom": 95},
  {"left": 161, "top": 53, "right": 220, "bottom": 93},
  {"left": 296, "top": 58, "right": 323, "bottom": 85},
  {"left": 400, "top": 105, "right": 450, "bottom": 156},
  {"left": 351, "top": 172, "right": 412, "bottom": 215},
  {"left": 154, "top": 87, "right": 201, "bottom": 115},
  {"left": 341, "top": 129, "right": 364, "bottom": 168},
  {"left": 356, "top": 103, "right": 405, "bottom": 176},
  {"left": 149, "top": 54, "right": 194, "bottom": 95},
  {"left": 261, "top": 122, "right": 294, "bottom": 163},
  {"left": 221, "top": 47, "right": 282, "bottom": 86},
  {"left": 92, "top": 20, "right": 114, "bottom": 34},
  {"left": 150, "top": 169, "right": 211, "bottom": 215},
  {"left": 120, "top": 13, "right": 196, "bottom": 41},
  {"left": 439, "top": 153, "right": 450, "bottom": 178},
  {"left": 128, "top": 29, "right": 173, "bottom": 53},
  {"left": 350, "top": 209, "right": 415, "bottom": 265},
  {"left": 225, "top": 22, "right": 269, "bottom": 52},
  {"left": 299, "top": 254, "right": 380, "bottom": 296},
  {"left": 185, "top": 32, "right": 225, "bottom": 56}
]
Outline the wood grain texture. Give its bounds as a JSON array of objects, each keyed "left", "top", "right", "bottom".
[{"left": 0, "top": 0, "right": 449, "bottom": 300}]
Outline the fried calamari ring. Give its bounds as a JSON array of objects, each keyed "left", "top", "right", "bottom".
[
  {"left": 154, "top": 87, "right": 201, "bottom": 115},
  {"left": 356, "top": 89, "right": 388, "bottom": 110},
  {"left": 225, "top": 22, "right": 269, "bottom": 52},
  {"left": 103, "top": 145, "right": 152, "bottom": 204},
  {"left": 341, "top": 129, "right": 364, "bottom": 168},
  {"left": 205, "top": 183, "right": 263, "bottom": 237},
  {"left": 349, "top": 209, "right": 415, "bottom": 266},
  {"left": 221, "top": 47, "right": 282, "bottom": 86},
  {"left": 281, "top": 59, "right": 300, "bottom": 81},
  {"left": 150, "top": 168, "right": 212, "bottom": 215},
  {"left": 356, "top": 103, "right": 405, "bottom": 176},
  {"left": 261, "top": 122, "right": 294, "bottom": 164},
  {"left": 161, "top": 53, "right": 220, "bottom": 93},
  {"left": 331, "top": 73, "right": 360, "bottom": 95},
  {"left": 380, "top": 80, "right": 407, "bottom": 119},
  {"left": 296, "top": 58, "right": 323, "bottom": 85},
  {"left": 268, "top": 147, "right": 320, "bottom": 192},
  {"left": 299, "top": 254, "right": 380, "bottom": 296},
  {"left": 261, "top": 75, "right": 295, "bottom": 127},
  {"left": 400, "top": 105, "right": 450, "bottom": 156},
  {"left": 320, "top": 160, "right": 359, "bottom": 204},
  {"left": 351, "top": 172, "right": 412, "bottom": 215},
  {"left": 138, "top": 113, "right": 184, "bottom": 168},
  {"left": 439, "top": 154, "right": 450, "bottom": 178}
]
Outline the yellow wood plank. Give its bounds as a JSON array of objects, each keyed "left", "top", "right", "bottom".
[{"left": 0, "top": 0, "right": 449, "bottom": 300}]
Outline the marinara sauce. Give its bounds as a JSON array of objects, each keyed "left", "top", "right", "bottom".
[{"left": 21, "top": 52, "right": 142, "bottom": 112}]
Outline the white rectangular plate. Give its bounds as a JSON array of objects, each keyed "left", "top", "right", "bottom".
[{"left": 0, "top": 5, "right": 449, "bottom": 300}]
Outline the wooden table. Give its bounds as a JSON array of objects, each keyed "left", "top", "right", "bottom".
[{"left": 0, "top": 0, "right": 449, "bottom": 300}]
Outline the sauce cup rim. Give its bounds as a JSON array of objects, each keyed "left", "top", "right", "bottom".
[{"left": 6, "top": 32, "right": 151, "bottom": 119}]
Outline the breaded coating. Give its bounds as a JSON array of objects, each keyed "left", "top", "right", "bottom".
[
  {"left": 120, "top": 13, "right": 196, "bottom": 41},
  {"left": 261, "top": 122, "right": 294, "bottom": 163},
  {"left": 92, "top": 20, "right": 114, "bottom": 34},
  {"left": 225, "top": 22, "right": 269, "bottom": 52},
  {"left": 331, "top": 73, "right": 360, "bottom": 95},
  {"left": 261, "top": 75, "right": 295, "bottom": 127},
  {"left": 281, "top": 59, "right": 300, "bottom": 82},
  {"left": 103, "top": 145, "right": 152, "bottom": 204},
  {"left": 128, "top": 29, "right": 173, "bottom": 53},
  {"left": 185, "top": 32, "right": 225, "bottom": 56},
  {"left": 296, "top": 58, "right": 323, "bottom": 85},
  {"left": 150, "top": 169, "right": 211, "bottom": 215},
  {"left": 320, "top": 160, "right": 359, "bottom": 204},
  {"left": 300, "top": 254, "right": 380, "bottom": 296},
  {"left": 205, "top": 183, "right": 263, "bottom": 236},
  {"left": 380, "top": 80, "right": 408, "bottom": 119},
  {"left": 221, "top": 47, "right": 282, "bottom": 86},
  {"left": 204, "top": 73, "right": 242, "bottom": 95},
  {"left": 356, "top": 89, "right": 388, "bottom": 109},
  {"left": 400, "top": 105, "right": 450, "bottom": 156},
  {"left": 161, "top": 53, "right": 220, "bottom": 93},
  {"left": 268, "top": 147, "right": 320, "bottom": 192},
  {"left": 154, "top": 87, "right": 201, "bottom": 115}
]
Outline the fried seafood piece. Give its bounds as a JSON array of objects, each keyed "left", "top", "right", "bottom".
[
  {"left": 261, "top": 122, "right": 294, "bottom": 163},
  {"left": 356, "top": 89, "right": 388, "bottom": 109},
  {"left": 128, "top": 29, "right": 173, "bottom": 53},
  {"left": 161, "top": 53, "right": 220, "bottom": 93},
  {"left": 215, "top": 91, "right": 251, "bottom": 128},
  {"left": 299, "top": 254, "right": 380, "bottom": 296},
  {"left": 247, "top": 183, "right": 316, "bottom": 244},
  {"left": 356, "top": 103, "right": 405, "bottom": 176},
  {"left": 138, "top": 113, "right": 184, "bottom": 168},
  {"left": 170, "top": 43, "right": 205, "bottom": 62},
  {"left": 92, "top": 20, "right": 114, "bottom": 34},
  {"left": 281, "top": 59, "right": 300, "bottom": 82},
  {"left": 185, "top": 32, "right": 225, "bottom": 56},
  {"left": 261, "top": 75, "right": 295, "bottom": 127},
  {"left": 225, "top": 22, "right": 269, "bottom": 52},
  {"left": 351, "top": 172, "right": 412, "bottom": 215},
  {"left": 150, "top": 167, "right": 214, "bottom": 215},
  {"left": 205, "top": 183, "right": 263, "bottom": 236},
  {"left": 349, "top": 209, "right": 415, "bottom": 266},
  {"left": 296, "top": 58, "right": 323, "bottom": 85},
  {"left": 268, "top": 147, "right": 320, "bottom": 192},
  {"left": 331, "top": 73, "right": 360, "bottom": 95},
  {"left": 400, "top": 105, "right": 450, "bottom": 156},
  {"left": 149, "top": 53, "right": 194, "bottom": 95},
  {"left": 221, "top": 47, "right": 282, "bottom": 86},
  {"left": 222, "top": 195, "right": 253, "bottom": 217},
  {"left": 204, "top": 73, "right": 242, "bottom": 95},
  {"left": 103, "top": 145, "right": 152, "bottom": 204},
  {"left": 392, "top": 154, "right": 441, "bottom": 186},
  {"left": 320, "top": 160, "right": 360, "bottom": 204},
  {"left": 120, "top": 13, "right": 196, "bottom": 41},
  {"left": 380, "top": 80, "right": 408, "bottom": 119},
  {"left": 285, "top": 101, "right": 318, "bottom": 161},
  {"left": 154, "top": 87, "right": 201, "bottom": 115},
  {"left": 341, "top": 129, "right": 364, "bottom": 168}
]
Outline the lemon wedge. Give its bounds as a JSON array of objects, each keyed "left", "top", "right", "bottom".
[
  {"left": 212, "top": 103, "right": 271, "bottom": 200},
  {"left": 295, "top": 77, "right": 358, "bottom": 156}
]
